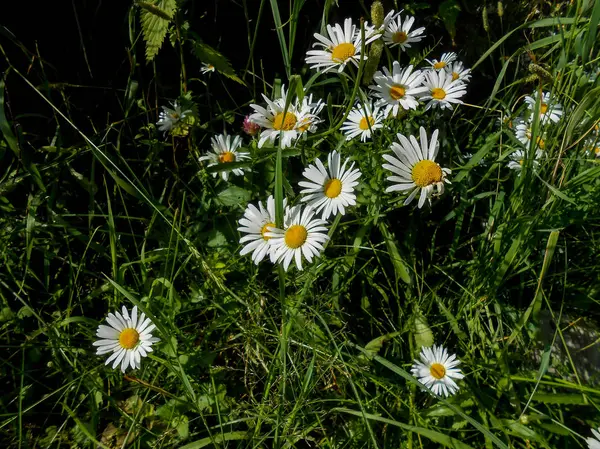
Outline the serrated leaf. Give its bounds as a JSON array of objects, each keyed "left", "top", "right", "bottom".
[
  {"left": 413, "top": 313, "right": 434, "bottom": 349},
  {"left": 139, "top": 0, "right": 176, "bottom": 62},
  {"left": 191, "top": 39, "right": 244, "bottom": 85}
]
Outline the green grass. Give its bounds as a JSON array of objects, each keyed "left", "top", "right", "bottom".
[{"left": 2, "top": 0, "right": 600, "bottom": 448}]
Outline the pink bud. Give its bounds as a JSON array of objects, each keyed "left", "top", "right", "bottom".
[{"left": 243, "top": 115, "right": 261, "bottom": 136}]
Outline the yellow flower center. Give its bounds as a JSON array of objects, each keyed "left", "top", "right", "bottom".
[
  {"left": 392, "top": 31, "right": 408, "bottom": 43},
  {"left": 518, "top": 159, "right": 524, "bottom": 166},
  {"left": 324, "top": 178, "right": 342, "bottom": 198},
  {"left": 389, "top": 85, "right": 406, "bottom": 100},
  {"left": 297, "top": 119, "right": 311, "bottom": 133},
  {"left": 359, "top": 116, "right": 375, "bottom": 130},
  {"left": 331, "top": 42, "right": 356, "bottom": 62},
  {"left": 431, "top": 88, "right": 446, "bottom": 100},
  {"left": 261, "top": 222, "right": 275, "bottom": 240},
  {"left": 595, "top": 147, "right": 600, "bottom": 155},
  {"left": 430, "top": 363, "right": 446, "bottom": 380},
  {"left": 119, "top": 328, "right": 140, "bottom": 350},
  {"left": 273, "top": 112, "right": 298, "bottom": 131},
  {"left": 452, "top": 72, "right": 459, "bottom": 81},
  {"left": 433, "top": 61, "right": 446, "bottom": 70},
  {"left": 219, "top": 151, "right": 236, "bottom": 163},
  {"left": 525, "top": 130, "right": 545, "bottom": 149},
  {"left": 411, "top": 160, "right": 443, "bottom": 188},
  {"left": 284, "top": 225, "right": 308, "bottom": 249},
  {"left": 170, "top": 113, "right": 180, "bottom": 120},
  {"left": 540, "top": 103, "right": 548, "bottom": 114}
]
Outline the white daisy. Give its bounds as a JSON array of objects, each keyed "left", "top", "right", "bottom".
[
  {"left": 515, "top": 122, "right": 546, "bottom": 150},
  {"left": 238, "top": 195, "right": 286, "bottom": 264},
  {"left": 426, "top": 52, "right": 458, "bottom": 71},
  {"left": 265, "top": 205, "right": 329, "bottom": 271},
  {"left": 421, "top": 70, "right": 467, "bottom": 111},
  {"left": 382, "top": 13, "right": 426, "bottom": 50},
  {"left": 584, "top": 137, "right": 600, "bottom": 158},
  {"left": 93, "top": 305, "right": 160, "bottom": 373},
  {"left": 340, "top": 101, "right": 385, "bottom": 141},
  {"left": 299, "top": 150, "right": 361, "bottom": 220},
  {"left": 200, "top": 133, "right": 250, "bottom": 181},
  {"left": 383, "top": 127, "right": 451, "bottom": 209},
  {"left": 445, "top": 61, "right": 472, "bottom": 83},
  {"left": 305, "top": 18, "right": 379, "bottom": 73},
  {"left": 156, "top": 101, "right": 191, "bottom": 133},
  {"left": 369, "top": 62, "right": 428, "bottom": 115},
  {"left": 507, "top": 149, "right": 544, "bottom": 172},
  {"left": 586, "top": 427, "right": 600, "bottom": 449},
  {"left": 201, "top": 63, "right": 215, "bottom": 74},
  {"left": 249, "top": 85, "right": 321, "bottom": 148},
  {"left": 524, "top": 91, "right": 563, "bottom": 124},
  {"left": 411, "top": 345, "right": 465, "bottom": 397}
]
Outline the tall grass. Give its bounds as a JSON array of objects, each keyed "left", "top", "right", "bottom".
[{"left": 1, "top": 0, "right": 600, "bottom": 448}]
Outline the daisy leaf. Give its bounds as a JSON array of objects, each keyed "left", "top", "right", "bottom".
[{"left": 138, "top": 0, "right": 177, "bottom": 62}]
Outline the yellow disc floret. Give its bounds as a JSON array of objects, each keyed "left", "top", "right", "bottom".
[
  {"left": 433, "top": 61, "right": 447, "bottom": 70},
  {"left": 323, "top": 178, "right": 342, "bottom": 198},
  {"left": 284, "top": 225, "right": 308, "bottom": 249},
  {"left": 429, "top": 362, "right": 446, "bottom": 379},
  {"left": 431, "top": 88, "right": 446, "bottom": 100},
  {"left": 392, "top": 31, "right": 408, "bottom": 43},
  {"left": 389, "top": 85, "right": 406, "bottom": 100},
  {"left": 273, "top": 112, "right": 298, "bottom": 131},
  {"left": 219, "top": 151, "right": 236, "bottom": 163},
  {"left": 411, "top": 160, "right": 443, "bottom": 187},
  {"left": 331, "top": 43, "right": 356, "bottom": 62},
  {"left": 359, "top": 116, "right": 375, "bottom": 130},
  {"left": 119, "top": 328, "right": 140, "bottom": 349},
  {"left": 261, "top": 222, "right": 276, "bottom": 240}
]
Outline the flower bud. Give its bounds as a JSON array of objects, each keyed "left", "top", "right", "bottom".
[
  {"left": 243, "top": 115, "right": 260, "bottom": 136},
  {"left": 371, "top": 1, "right": 384, "bottom": 28}
]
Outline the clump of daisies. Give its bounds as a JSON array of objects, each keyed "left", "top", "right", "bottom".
[
  {"left": 249, "top": 85, "right": 323, "bottom": 148},
  {"left": 411, "top": 344, "right": 465, "bottom": 397},
  {"left": 200, "top": 133, "right": 250, "bottom": 181},
  {"left": 93, "top": 305, "right": 160, "bottom": 372}
]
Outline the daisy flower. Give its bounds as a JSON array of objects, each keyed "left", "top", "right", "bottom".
[
  {"left": 507, "top": 149, "right": 544, "bottom": 173},
  {"left": 201, "top": 63, "right": 215, "bottom": 74},
  {"left": 382, "top": 13, "right": 425, "bottom": 50},
  {"left": 426, "top": 52, "right": 458, "bottom": 71},
  {"left": 515, "top": 121, "right": 546, "bottom": 150},
  {"left": 411, "top": 345, "right": 465, "bottom": 397},
  {"left": 586, "top": 427, "right": 600, "bottom": 449},
  {"left": 369, "top": 62, "right": 428, "bottom": 115},
  {"left": 445, "top": 60, "right": 472, "bottom": 83},
  {"left": 584, "top": 137, "right": 600, "bottom": 158},
  {"left": 421, "top": 70, "right": 467, "bottom": 111},
  {"left": 524, "top": 91, "right": 563, "bottom": 124},
  {"left": 383, "top": 127, "right": 451, "bottom": 208},
  {"left": 249, "top": 85, "right": 321, "bottom": 148},
  {"left": 156, "top": 101, "right": 191, "bottom": 133},
  {"left": 200, "top": 134, "right": 250, "bottom": 181},
  {"left": 265, "top": 205, "right": 329, "bottom": 271},
  {"left": 305, "top": 18, "right": 379, "bottom": 73},
  {"left": 238, "top": 195, "right": 286, "bottom": 264},
  {"left": 93, "top": 305, "right": 160, "bottom": 373},
  {"left": 340, "top": 101, "right": 384, "bottom": 141},
  {"left": 299, "top": 150, "right": 361, "bottom": 220}
]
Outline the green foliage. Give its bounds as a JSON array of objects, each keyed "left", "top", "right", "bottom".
[{"left": 139, "top": 0, "right": 177, "bottom": 62}]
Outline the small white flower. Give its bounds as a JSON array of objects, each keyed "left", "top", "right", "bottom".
[
  {"left": 156, "top": 101, "right": 191, "bottom": 133},
  {"left": 524, "top": 91, "right": 563, "bottom": 124},
  {"left": 249, "top": 85, "right": 322, "bottom": 148},
  {"left": 426, "top": 52, "right": 458, "bottom": 71},
  {"left": 382, "top": 12, "right": 425, "bottom": 50},
  {"left": 200, "top": 134, "right": 250, "bottom": 181},
  {"left": 421, "top": 70, "right": 467, "bottom": 111},
  {"left": 93, "top": 305, "right": 160, "bottom": 373},
  {"left": 445, "top": 61, "right": 472, "bottom": 83},
  {"left": 238, "top": 195, "right": 286, "bottom": 264},
  {"left": 305, "top": 18, "right": 379, "bottom": 73},
  {"left": 507, "top": 148, "right": 544, "bottom": 173},
  {"left": 266, "top": 205, "right": 329, "bottom": 271},
  {"left": 515, "top": 121, "right": 546, "bottom": 150},
  {"left": 584, "top": 136, "right": 600, "bottom": 158},
  {"left": 369, "top": 62, "right": 428, "bottom": 116},
  {"left": 201, "top": 63, "right": 215, "bottom": 74},
  {"left": 586, "top": 427, "right": 600, "bottom": 449},
  {"left": 411, "top": 344, "right": 465, "bottom": 397},
  {"left": 299, "top": 150, "right": 361, "bottom": 220},
  {"left": 383, "top": 127, "right": 451, "bottom": 208},
  {"left": 340, "top": 101, "right": 385, "bottom": 141}
]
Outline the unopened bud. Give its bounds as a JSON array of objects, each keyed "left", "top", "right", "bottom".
[
  {"left": 497, "top": 1, "right": 504, "bottom": 17},
  {"left": 371, "top": 1, "right": 384, "bottom": 28},
  {"left": 362, "top": 40, "right": 383, "bottom": 85},
  {"left": 482, "top": 5, "right": 490, "bottom": 33},
  {"left": 242, "top": 115, "right": 260, "bottom": 136}
]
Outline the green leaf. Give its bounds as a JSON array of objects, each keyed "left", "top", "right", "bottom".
[
  {"left": 413, "top": 313, "right": 434, "bottom": 349},
  {"left": 191, "top": 38, "right": 244, "bottom": 84},
  {"left": 438, "top": 0, "right": 461, "bottom": 43},
  {"left": 216, "top": 186, "right": 251, "bottom": 206},
  {"left": 378, "top": 221, "right": 411, "bottom": 285},
  {"left": 364, "top": 332, "right": 401, "bottom": 359},
  {"left": 179, "top": 431, "right": 248, "bottom": 449},
  {"left": 139, "top": 0, "right": 176, "bottom": 62}
]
